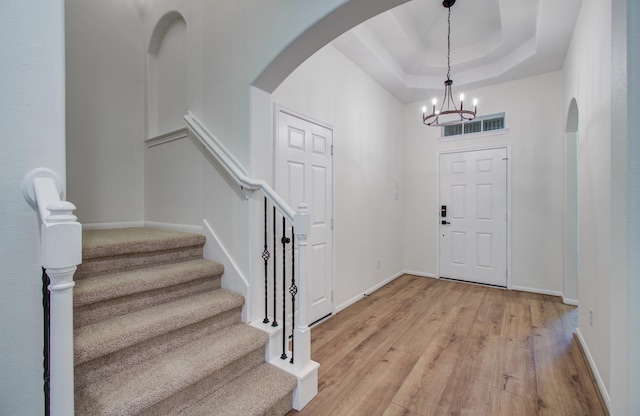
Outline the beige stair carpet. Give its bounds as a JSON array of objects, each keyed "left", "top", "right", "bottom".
[{"left": 74, "top": 227, "right": 296, "bottom": 416}]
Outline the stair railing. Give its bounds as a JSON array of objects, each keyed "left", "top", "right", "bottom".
[
  {"left": 22, "top": 168, "right": 82, "bottom": 416},
  {"left": 184, "top": 113, "right": 318, "bottom": 409}
]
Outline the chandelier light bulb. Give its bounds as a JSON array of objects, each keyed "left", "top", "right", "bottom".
[
  {"left": 473, "top": 98, "right": 478, "bottom": 106},
  {"left": 432, "top": 98, "right": 437, "bottom": 105},
  {"left": 422, "top": 105, "right": 427, "bottom": 115},
  {"left": 459, "top": 93, "right": 464, "bottom": 102}
]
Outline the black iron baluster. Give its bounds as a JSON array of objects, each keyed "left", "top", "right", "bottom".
[
  {"left": 272, "top": 206, "right": 278, "bottom": 327},
  {"left": 289, "top": 226, "right": 297, "bottom": 364},
  {"left": 262, "top": 198, "right": 270, "bottom": 324},
  {"left": 42, "top": 268, "right": 50, "bottom": 416},
  {"left": 281, "top": 217, "right": 290, "bottom": 360}
]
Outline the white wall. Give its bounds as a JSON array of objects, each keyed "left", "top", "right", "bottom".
[
  {"left": 142, "top": 0, "right": 351, "bottom": 169},
  {"left": 66, "top": 0, "right": 145, "bottom": 224},
  {"left": 271, "top": 45, "right": 405, "bottom": 308},
  {"left": 563, "top": 0, "right": 613, "bottom": 404},
  {"left": 404, "top": 71, "right": 566, "bottom": 294},
  {"left": 0, "top": 1, "right": 66, "bottom": 414}
]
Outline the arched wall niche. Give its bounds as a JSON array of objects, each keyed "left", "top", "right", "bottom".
[
  {"left": 147, "top": 11, "right": 188, "bottom": 138},
  {"left": 564, "top": 97, "right": 579, "bottom": 303},
  {"left": 566, "top": 98, "right": 579, "bottom": 133}
]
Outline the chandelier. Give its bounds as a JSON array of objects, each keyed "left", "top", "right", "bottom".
[{"left": 422, "top": 0, "right": 477, "bottom": 126}]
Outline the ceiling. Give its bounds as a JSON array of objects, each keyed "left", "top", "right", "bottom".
[{"left": 331, "top": 0, "right": 584, "bottom": 103}]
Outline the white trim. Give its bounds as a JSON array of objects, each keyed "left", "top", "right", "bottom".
[
  {"left": 575, "top": 328, "right": 611, "bottom": 413},
  {"left": 82, "top": 221, "right": 145, "bottom": 230},
  {"left": 202, "top": 219, "right": 250, "bottom": 322},
  {"left": 438, "top": 128, "right": 510, "bottom": 141},
  {"left": 274, "top": 103, "right": 336, "bottom": 320},
  {"left": 510, "top": 285, "right": 563, "bottom": 299},
  {"left": 274, "top": 103, "right": 335, "bottom": 132},
  {"left": 403, "top": 270, "right": 437, "bottom": 279},
  {"left": 82, "top": 221, "right": 202, "bottom": 234},
  {"left": 335, "top": 271, "right": 404, "bottom": 313},
  {"left": 562, "top": 296, "right": 579, "bottom": 306},
  {"left": 144, "top": 127, "right": 189, "bottom": 148},
  {"left": 437, "top": 145, "right": 512, "bottom": 289},
  {"left": 144, "top": 221, "right": 203, "bottom": 234},
  {"left": 184, "top": 112, "right": 297, "bottom": 222}
]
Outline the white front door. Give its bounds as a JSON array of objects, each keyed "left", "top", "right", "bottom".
[
  {"left": 439, "top": 148, "right": 508, "bottom": 286},
  {"left": 277, "top": 109, "right": 333, "bottom": 325}
]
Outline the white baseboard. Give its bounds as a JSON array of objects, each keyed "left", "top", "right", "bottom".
[
  {"left": 202, "top": 219, "right": 250, "bottom": 321},
  {"left": 81, "top": 221, "right": 202, "bottom": 234},
  {"left": 562, "top": 296, "right": 579, "bottom": 306},
  {"left": 403, "top": 270, "right": 437, "bottom": 279},
  {"left": 336, "top": 271, "right": 404, "bottom": 314},
  {"left": 144, "top": 221, "right": 203, "bottom": 234},
  {"left": 511, "top": 285, "right": 564, "bottom": 299},
  {"left": 575, "top": 328, "right": 611, "bottom": 413},
  {"left": 82, "top": 221, "right": 144, "bottom": 230}
]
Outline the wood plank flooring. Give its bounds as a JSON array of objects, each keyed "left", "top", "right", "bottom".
[{"left": 286, "top": 275, "right": 606, "bottom": 416}]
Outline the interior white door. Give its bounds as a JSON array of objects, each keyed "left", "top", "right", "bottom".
[
  {"left": 439, "top": 148, "right": 508, "bottom": 286},
  {"left": 277, "top": 109, "right": 333, "bottom": 325}
]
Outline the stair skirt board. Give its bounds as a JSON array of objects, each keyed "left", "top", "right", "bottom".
[{"left": 74, "top": 227, "right": 296, "bottom": 416}]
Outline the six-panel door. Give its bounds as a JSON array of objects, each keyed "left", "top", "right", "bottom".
[{"left": 439, "top": 148, "right": 508, "bottom": 286}]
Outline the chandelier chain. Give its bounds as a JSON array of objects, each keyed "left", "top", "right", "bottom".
[{"left": 447, "top": 6, "right": 451, "bottom": 81}]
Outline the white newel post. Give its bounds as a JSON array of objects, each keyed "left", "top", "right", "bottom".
[
  {"left": 292, "top": 203, "right": 319, "bottom": 409},
  {"left": 23, "top": 169, "right": 82, "bottom": 416}
]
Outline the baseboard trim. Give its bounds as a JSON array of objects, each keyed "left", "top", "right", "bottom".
[
  {"left": 144, "top": 221, "right": 203, "bottom": 234},
  {"left": 82, "top": 221, "right": 145, "bottom": 230},
  {"left": 81, "top": 221, "right": 202, "bottom": 234},
  {"left": 402, "top": 270, "right": 437, "bottom": 279},
  {"left": 511, "top": 285, "right": 564, "bottom": 299},
  {"left": 336, "top": 271, "right": 404, "bottom": 314},
  {"left": 574, "top": 328, "right": 611, "bottom": 414},
  {"left": 202, "top": 219, "right": 250, "bottom": 321},
  {"left": 562, "top": 296, "right": 579, "bottom": 306}
]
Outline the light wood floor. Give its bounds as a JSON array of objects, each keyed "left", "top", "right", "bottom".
[{"left": 287, "top": 275, "right": 606, "bottom": 416}]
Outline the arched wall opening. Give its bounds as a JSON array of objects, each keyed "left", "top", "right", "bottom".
[
  {"left": 564, "top": 98, "right": 579, "bottom": 303},
  {"left": 147, "top": 11, "right": 188, "bottom": 138},
  {"left": 248, "top": 0, "right": 411, "bottom": 201},
  {"left": 252, "top": 0, "right": 410, "bottom": 93}
]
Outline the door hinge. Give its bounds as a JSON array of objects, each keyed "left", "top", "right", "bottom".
[
  {"left": 331, "top": 145, "right": 334, "bottom": 156},
  {"left": 331, "top": 290, "right": 334, "bottom": 301},
  {"left": 331, "top": 218, "right": 334, "bottom": 230}
]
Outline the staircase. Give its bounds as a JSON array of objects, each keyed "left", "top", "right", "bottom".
[{"left": 73, "top": 227, "right": 297, "bottom": 416}]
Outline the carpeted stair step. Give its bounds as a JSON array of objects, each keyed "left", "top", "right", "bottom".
[
  {"left": 180, "top": 363, "right": 298, "bottom": 416},
  {"left": 74, "top": 289, "right": 244, "bottom": 365},
  {"left": 74, "top": 259, "right": 224, "bottom": 327},
  {"left": 75, "top": 324, "right": 270, "bottom": 416},
  {"left": 77, "top": 228, "right": 206, "bottom": 278},
  {"left": 74, "top": 305, "right": 244, "bottom": 390}
]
